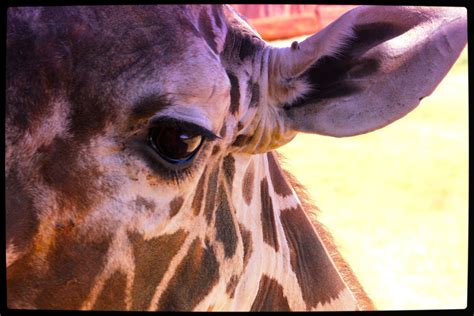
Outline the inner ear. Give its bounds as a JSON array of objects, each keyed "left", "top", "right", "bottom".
[
  {"left": 276, "top": 6, "right": 466, "bottom": 138},
  {"left": 284, "top": 22, "right": 410, "bottom": 110}
]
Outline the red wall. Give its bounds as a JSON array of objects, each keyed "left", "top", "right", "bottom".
[{"left": 231, "top": 5, "right": 358, "bottom": 40}]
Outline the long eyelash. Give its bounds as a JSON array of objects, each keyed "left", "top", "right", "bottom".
[
  {"left": 149, "top": 116, "right": 220, "bottom": 141},
  {"left": 132, "top": 139, "right": 209, "bottom": 186},
  {"left": 165, "top": 148, "right": 208, "bottom": 186},
  {"left": 168, "top": 167, "right": 194, "bottom": 186}
]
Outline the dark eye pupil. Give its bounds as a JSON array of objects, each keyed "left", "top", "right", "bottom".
[{"left": 149, "top": 126, "right": 203, "bottom": 163}]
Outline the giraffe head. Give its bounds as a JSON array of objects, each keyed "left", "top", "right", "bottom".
[{"left": 6, "top": 5, "right": 466, "bottom": 311}]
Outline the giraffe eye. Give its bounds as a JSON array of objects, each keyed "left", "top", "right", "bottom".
[{"left": 148, "top": 125, "right": 204, "bottom": 165}]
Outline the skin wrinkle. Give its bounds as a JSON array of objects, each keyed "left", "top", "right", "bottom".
[
  {"left": 248, "top": 80, "right": 260, "bottom": 108},
  {"left": 212, "top": 6, "right": 223, "bottom": 29}
]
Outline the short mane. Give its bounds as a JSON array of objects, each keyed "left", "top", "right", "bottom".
[{"left": 275, "top": 151, "right": 375, "bottom": 310}]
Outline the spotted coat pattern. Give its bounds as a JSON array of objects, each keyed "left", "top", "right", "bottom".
[{"left": 6, "top": 4, "right": 466, "bottom": 311}]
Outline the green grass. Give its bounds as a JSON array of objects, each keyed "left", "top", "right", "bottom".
[{"left": 276, "top": 43, "right": 468, "bottom": 310}]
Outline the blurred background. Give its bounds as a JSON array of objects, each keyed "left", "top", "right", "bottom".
[{"left": 232, "top": 5, "right": 468, "bottom": 311}]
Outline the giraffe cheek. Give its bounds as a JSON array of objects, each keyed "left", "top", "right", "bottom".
[{"left": 34, "top": 232, "right": 112, "bottom": 310}]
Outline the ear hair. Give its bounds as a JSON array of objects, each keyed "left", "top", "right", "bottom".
[
  {"left": 323, "top": 25, "right": 355, "bottom": 59},
  {"left": 273, "top": 6, "right": 466, "bottom": 138},
  {"left": 283, "top": 21, "right": 411, "bottom": 110}
]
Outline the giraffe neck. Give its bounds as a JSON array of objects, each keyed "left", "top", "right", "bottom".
[
  {"left": 219, "top": 151, "right": 358, "bottom": 311},
  {"left": 73, "top": 151, "right": 358, "bottom": 311},
  {"left": 7, "top": 147, "right": 359, "bottom": 311}
]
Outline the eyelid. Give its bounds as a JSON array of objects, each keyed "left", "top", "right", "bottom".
[{"left": 149, "top": 116, "right": 221, "bottom": 141}]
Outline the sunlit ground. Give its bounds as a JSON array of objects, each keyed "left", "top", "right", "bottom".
[{"left": 273, "top": 36, "right": 468, "bottom": 310}]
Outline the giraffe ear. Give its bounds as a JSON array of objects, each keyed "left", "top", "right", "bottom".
[{"left": 271, "top": 6, "right": 467, "bottom": 137}]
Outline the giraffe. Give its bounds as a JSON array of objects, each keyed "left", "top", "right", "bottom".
[{"left": 6, "top": 5, "right": 466, "bottom": 311}]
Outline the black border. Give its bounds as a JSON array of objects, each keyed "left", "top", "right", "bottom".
[{"left": 2, "top": 0, "right": 471, "bottom": 315}]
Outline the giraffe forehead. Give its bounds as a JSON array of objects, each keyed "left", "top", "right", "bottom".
[{"left": 109, "top": 6, "right": 234, "bottom": 135}]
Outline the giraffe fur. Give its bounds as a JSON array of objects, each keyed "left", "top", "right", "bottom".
[{"left": 6, "top": 5, "right": 466, "bottom": 311}]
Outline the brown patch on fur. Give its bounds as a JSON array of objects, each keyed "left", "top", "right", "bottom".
[
  {"left": 239, "top": 223, "right": 253, "bottom": 269},
  {"left": 7, "top": 251, "right": 37, "bottom": 308},
  {"left": 31, "top": 230, "right": 111, "bottom": 309},
  {"left": 242, "top": 161, "right": 255, "bottom": 205},
  {"left": 231, "top": 134, "right": 252, "bottom": 147},
  {"left": 266, "top": 152, "right": 293, "bottom": 197},
  {"left": 128, "top": 229, "right": 188, "bottom": 311},
  {"left": 280, "top": 205, "right": 345, "bottom": 309},
  {"left": 215, "top": 185, "right": 238, "bottom": 258},
  {"left": 157, "top": 238, "right": 219, "bottom": 311},
  {"left": 219, "top": 123, "right": 227, "bottom": 138},
  {"left": 169, "top": 196, "right": 184, "bottom": 218},
  {"left": 39, "top": 136, "right": 109, "bottom": 215},
  {"left": 192, "top": 168, "right": 207, "bottom": 216},
  {"left": 93, "top": 271, "right": 127, "bottom": 310},
  {"left": 226, "top": 70, "right": 240, "bottom": 115},
  {"left": 250, "top": 275, "right": 291, "bottom": 311},
  {"left": 247, "top": 80, "right": 260, "bottom": 108},
  {"left": 222, "top": 154, "right": 235, "bottom": 189},
  {"left": 275, "top": 152, "right": 375, "bottom": 310},
  {"left": 204, "top": 165, "right": 220, "bottom": 223},
  {"left": 226, "top": 275, "right": 239, "bottom": 299},
  {"left": 68, "top": 84, "right": 117, "bottom": 145},
  {"left": 146, "top": 173, "right": 160, "bottom": 186},
  {"left": 260, "top": 178, "right": 279, "bottom": 252},
  {"left": 134, "top": 195, "right": 156, "bottom": 213},
  {"left": 211, "top": 144, "right": 220, "bottom": 156}
]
